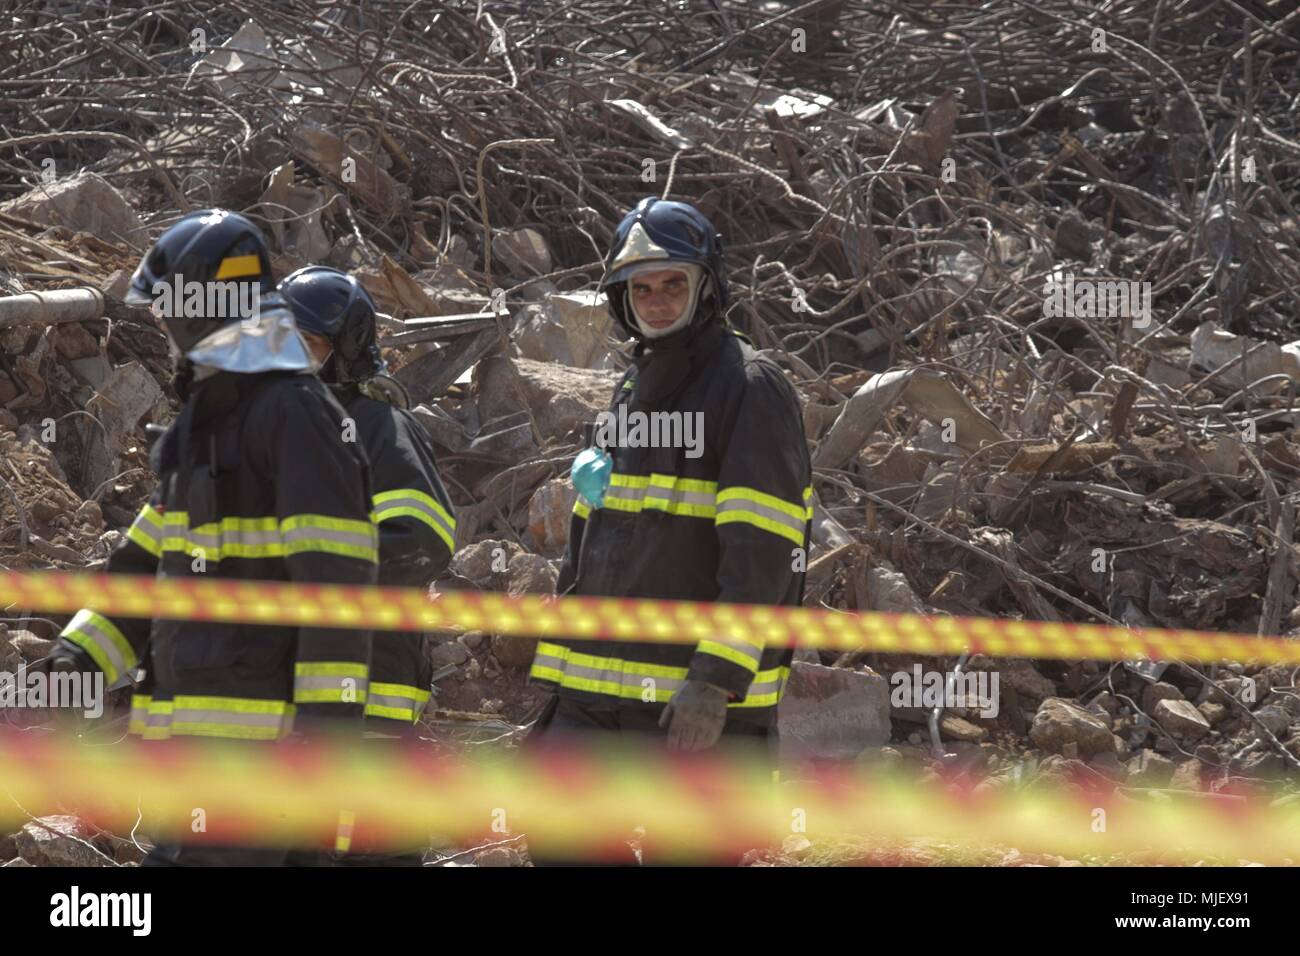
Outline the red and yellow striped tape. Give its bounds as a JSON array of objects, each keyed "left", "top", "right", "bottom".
[
  {"left": 2, "top": 731, "right": 1297, "bottom": 863},
  {"left": 2, "top": 570, "right": 1298, "bottom": 664}
]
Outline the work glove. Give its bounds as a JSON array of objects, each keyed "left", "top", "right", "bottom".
[{"left": 658, "top": 680, "right": 729, "bottom": 752}]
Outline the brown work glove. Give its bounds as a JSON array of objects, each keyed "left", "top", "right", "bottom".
[{"left": 658, "top": 680, "right": 729, "bottom": 752}]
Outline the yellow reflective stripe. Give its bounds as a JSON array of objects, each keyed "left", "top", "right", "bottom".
[
  {"left": 574, "top": 498, "right": 591, "bottom": 519},
  {"left": 716, "top": 486, "right": 808, "bottom": 522},
  {"left": 603, "top": 472, "right": 719, "bottom": 518},
  {"left": 140, "top": 699, "right": 173, "bottom": 740},
  {"left": 364, "top": 681, "right": 431, "bottom": 722},
  {"left": 125, "top": 504, "right": 164, "bottom": 558},
  {"left": 214, "top": 254, "right": 261, "bottom": 279},
  {"left": 280, "top": 514, "right": 378, "bottom": 563},
  {"left": 696, "top": 638, "right": 763, "bottom": 675},
  {"left": 159, "top": 513, "right": 378, "bottom": 563},
  {"left": 715, "top": 485, "right": 811, "bottom": 546},
  {"left": 59, "top": 609, "right": 137, "bottom": 684},
  {"left": 128, "top": 694, "right": 151, "bottom": 736},
  {"left": 335, "top": 810, "right": 356, "bottom": 854},
  {"left": 295, "top": 661, "right": 369, "bottom": 678},
  {"left": 530, "top": 641, "right": 786, "bottom": 708},
  {"left": 371, "top": 487, "right": 455, "bottom": 555},
  {"left": 165, "top": 695, "right": 294, "bottom": 740}
]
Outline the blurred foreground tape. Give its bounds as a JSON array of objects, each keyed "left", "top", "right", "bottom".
[
  {"left": 4, "top": 570, "right": 1300, "bottom": 664},
  {"left": 1, "top": 731, "right": 1298, "bottom": 864}
]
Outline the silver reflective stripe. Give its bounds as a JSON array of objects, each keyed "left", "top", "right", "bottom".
[
  {"left": 367, "top": 690, "right": 422, "bottom": 710},
  {"left": 715, "top": 496, "right": 807, "bottom": 533},
  {"left": 532, "top": 649, "right": 686, "bottom": 698},
  {"left": 644, "top": 487, "right": 715, "bottom": 509},
  {"left": 171, "top": 707, "right": 289, "bottom": 730},
  {"left": 746, "top": 673, "right": 786, "bottom": 698},
  {"left": 129, "top": 509, "right": 163, "bottom": 547},
  {"left": 293, "top": 675, "right": 370, "bottom": 693},
  {"left": 605, "top": 484, "right": 715, "bottom": 512},
  {"left": 281, "top": 525, "right": 374, "bottom": 550}
]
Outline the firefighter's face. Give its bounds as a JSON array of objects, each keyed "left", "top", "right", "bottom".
[
  {"left": 302, "top": 331, "right": 333, "bottom": 366},
  {"left": 629, "top": 268, "right": 693, "bottom": 330}
]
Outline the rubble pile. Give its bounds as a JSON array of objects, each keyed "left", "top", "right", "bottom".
[{"left": 2, "top": 1, "right": 1300, "bottom": 864}]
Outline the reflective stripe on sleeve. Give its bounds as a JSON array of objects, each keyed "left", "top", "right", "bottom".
[
  {"left": 371, "top": 488, "right": 456, "bottom": 555},
  {"left": 714, "top": 485, "right": 812, "bottom": 546},
  {"left": 58, "top": 609, "right": 137, "bottom": 684},
  {"left": 695, "top": 635, "right": 765, "bottom": 674},
  {"left": 364, "top": 681, "right": 431, "bottom": 723},
  {"left": 125, "top": 504, "right": 165, "bottom": 558}
]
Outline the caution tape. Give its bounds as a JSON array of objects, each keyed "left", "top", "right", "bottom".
[
  {"left": 2, "top": 730, "right": 1298, "bottom": 864},
  {"left": 3, "top": 570, "right": 1300, "bottom": 664}
]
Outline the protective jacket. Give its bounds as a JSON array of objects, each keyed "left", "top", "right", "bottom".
[
  {"left": 55, "top": 370, "right": 378, "bottom": 740},
  {"left": 528, "top": 320, "right": 812, "bottom": 726},
  {"left": 335, "top": 383, "right": 457, "bottom": 729}
]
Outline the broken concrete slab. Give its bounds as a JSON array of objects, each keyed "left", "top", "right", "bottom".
[
  {"left": 14, "top": 816, "right": 115, "bottom": 867},
  {"left": 513, "top": 291, "right": 615, "bottom": 370},
  {"left": 1153, "top": 698, "right": 1210, "bottom": 740},
  {"left": 1189, "top": 321, "right": 1300, "bottom": 394},
  {"left": 1029, "top": 697, "right": 1116, "bottom": 757},
  {"left": 0, "top": 174, "right": 145, "bottom": 249},
  {"left": 527, "top": 477, "right": 578, "bottom": 558},
  {"left": 492, "top": 228, "right": 552, "bottom": 278},
  {"left": 778, "top": 661, "right": 891, "bottom": 762},
  {"left": 397, "top": 328, "right": 501, "bottom": 408},
  {"left": 474, "top": 355, "right": 620, "bottom": 443},
  {"left": 259, "top": 161, "right": 332, "bottom": 265},
  {"left": 82, "top": 362, "right": 164, "bottom": 498},
  {"left": 814, "top": 366, "right": 1008, "bottom": 470}
]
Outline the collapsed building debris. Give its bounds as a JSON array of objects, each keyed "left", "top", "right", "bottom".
[{"left": 2, "top": 1, "right": 1300, "bottom": 865}]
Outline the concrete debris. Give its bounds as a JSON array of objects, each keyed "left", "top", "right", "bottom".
[
  {"left": 14, "top": 816, "right": 115, "bottom": 867},
  {"left": 260, "top": 161, "right": 332, "bottom": 266},
  {"left": 778, "top": 661, "right": 891, "bottom": 762},
  {"left": 815, "top": 367, "right": 1007, "bottom": 470},
  {"left": 0, "top": 173, "right": 145, "bottom": 249},
  {"left": 8, "top": 2, "right": 1300, "bottom": 867},
  {"left": 492, "top": 228, "right": 552, "bottom": 278},
  {"left": 1029, "top": 698, "right": 1116, "bottom": 758},
  {"left": 474, "top": 356, "right": 620, "bottom": 444},
  {"left": 527, "top": 478, "right": 579, "bottom": 558},
  {"left": 513, "top": 291, "right": 616, "bottom": 370},
  {"left": 1153, "top": 699, "right": 1211, "bottom": 741}
]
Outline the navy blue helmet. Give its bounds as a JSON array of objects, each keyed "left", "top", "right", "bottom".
[
  {"left": 125, "top": 208, "right": 274, "bottom": 353},
  {"left": 602, "top": 197, "right": 728, "bottom": 337},
  {"left": 277, "top": 266, "right": 383, "bottom": 383}
]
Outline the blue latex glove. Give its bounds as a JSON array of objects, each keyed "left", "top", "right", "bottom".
[{"left": 571, "top": 446, "right": 612, "bottom": 507}]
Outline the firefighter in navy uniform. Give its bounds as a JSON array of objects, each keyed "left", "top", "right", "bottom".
[
  {"left": 45, "top": 210, "right": 378, "bottom": 866},
  {"left": 525, "top": 197, "right": 813, "bottom": 863},
  {"left": 279, "top": 265, "right": 457, "bottom": 864}
]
